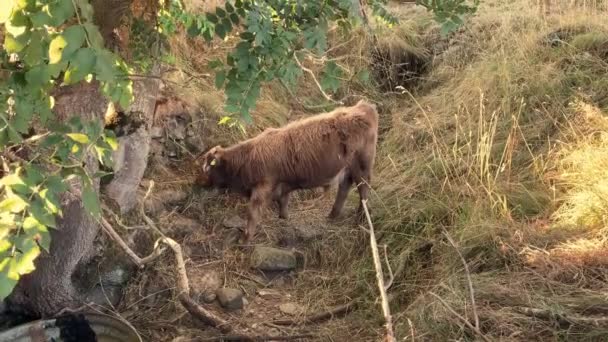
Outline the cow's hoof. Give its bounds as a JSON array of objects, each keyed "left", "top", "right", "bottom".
[
  {"left": 327, "top": 212, "right": 341, "bottom": 221},
  {"left": 279, "top": 213, "right": 289, "bottom": 220}
]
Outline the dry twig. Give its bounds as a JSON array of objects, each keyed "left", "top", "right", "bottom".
[
  {"left": 361, "top": 199, "right": 395, "bottom": 342},
  {"left": 429, "top": 292, "right": 491, "bottom": 342}
]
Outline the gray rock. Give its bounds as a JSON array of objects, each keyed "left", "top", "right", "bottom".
[
  {"left": 191, "top": 270, "right": 221, "bottom": 301},
  {"left": 223, "top": 215, "right": 246, "bottom": 229},
  {"left": 295, "top": 225, "right": 324, "bottom": 241},
  {"left": 279, "top": 302, "right": 300, "bottom": 316},
  {"left": 202, "top": 292, "right": 217, "bottom": 303},
  {"left": 86, "top": 284, "right": 123, "bottom": 307},
  {"left": 216, "top": 288, "right": 244, "bottom": 310},
  {"left": 167, "top": 118, "right": 186, "bottom": 140},
  {"left": 251, "top": 246, "right": 297, "bottom": 272}
]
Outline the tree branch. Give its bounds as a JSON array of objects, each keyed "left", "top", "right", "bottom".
[
  {"left": 429, "top": 292, "right": 491, "bottom": 342},
  {"left": 361, "top": 199, "right": 395, "bottom": 342},
  {"left": 293, "top": 54, "right": 343, "bottom": 105}
]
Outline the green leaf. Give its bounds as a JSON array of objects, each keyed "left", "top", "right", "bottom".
[
  {"left": 215, "top": 22, "right": 226, "bottom": 39},
  {"left": 104, "top": 135, "right": 118, "bottom": 150},
  {"left": 82, "top": 182, "right": 100, "bottom": 219},
  {"left": 221, "top": 17, "right": 232, "bottom": 34},
  {"left": 0, "top": 1, "right": 13, "bottom": 24},
  {"left": 206, "top": 13, "right": 218, "bottom": 24},
  {"left": 64, "top": 48, "right": 96, "bottom": 84},
  {"left": 23, "top": 32, "right": 43, "bottom": 65},
  {"left": 48, "top": 0, "right": 75, "bottom": 26},
  {"left": 46, "top": 175, "right": 68, "bottom": 194},
  {"left": 94, "top": 50, "right": 117, "bottom": 82},
  {"left": 229, "top": 12, "right": 240, "bottom": 25},
  {"left": 38, "top": 188, "right": 60, "bottom": 214},
  {"left": 0, "top": 196, "right": 28, "bottom": 213},
  {"left": 84, "top": 23, "right": 104, "bottom": 49},
  {"left": 218, "top": 116, "right": 231, "bottom": 125},
  {"left": 25, "top": 65, "right": 50, "bottom": 88},
  {"left": 66, "top": 133, "right": 90, "bottom": 144},
  {"left": 216, "top": 7, "right": 227, "bottom": 18},
  {"left": 0, "top": 266, "right": 19, "bottom": 301},
  {"left": 49, "top": 25, "right": 85, "bottom": 64},
  {"left": 4, "top": 34, "right": 27, "bottom": 53},
  {"left": 22, "top": 216, "right": 50, "bottom": 252},
  {"left": 10, "top": 238, "right": 39, "bottom": 277},
  {"left": 225, "top": 2, "right": 234, "bottom": 13},
  {"left": 29, "top": 199, "right": 56, "bottom": 228},
  {"left": 321, "top": 61, "right": 343, "bottom": 93},
  {"left": 215, "top": 69, "right": 226, "bottom": 89}
]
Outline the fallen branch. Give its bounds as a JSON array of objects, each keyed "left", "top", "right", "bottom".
[
  {"left": 442, "top": 229, "right": 480, "bottom": 330},
  {"left": 271, "top": 302, "right": 357, "bottom": 326},
  {"left": 429, "top": 292, "right": 491, "bottom": 342},
  {"left": 361, "top": 199, "right": 395, "bottom": 342}
]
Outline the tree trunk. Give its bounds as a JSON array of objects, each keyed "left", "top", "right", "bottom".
[
  {"left": 8, "top": 72, "right": 160, "bottom": 317},
  {"left": 7, "top": 83, "right": 108, "bottom": 317}
]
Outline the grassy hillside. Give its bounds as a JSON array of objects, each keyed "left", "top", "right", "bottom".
[{"left": 139, "top": 0, "right": 608, "bottom": 340}]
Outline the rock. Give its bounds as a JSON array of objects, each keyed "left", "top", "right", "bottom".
[
  {"left": 279, "top": 302, "right": 300, "bottom": 316},
  {"left": 294, "top": 225, "right": 324, "bottom": 241},
  {"left": 257, "top": 289, "right": 281, "bottom": 298},
  {"left": 202, "top": 292, "right": 217, "bottom": 303},
  {"left": 216, "top": 288, "right": 244, "bottom": 310},
  {"left": 86, "top": 284, "right": 122, "bottom": 307},
  {"left": 156, "top": 189, "right": 188, "bottom": 206},
  {"left": 223, "top": 215, "right": 246, "bottom": 229},
  {"left": 150, "top": 126, "right": 164, "bottom": 139},
  {"left": 191, "top": 270, "right": 221, "bottom": 300},
  {"left": 101, "top": 266, "right": 131, "bottom": 286},
  {"left": 251, "top": 246, "right": 297, "bottom": 272}
]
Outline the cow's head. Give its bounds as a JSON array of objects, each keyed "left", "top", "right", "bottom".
[{"left": 194, "top": 145, "right": 227, "bottom": 188}]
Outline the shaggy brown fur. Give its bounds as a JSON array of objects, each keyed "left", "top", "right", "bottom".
[{"left": 195, "top": 100, "right": 379, "bottom": 242}]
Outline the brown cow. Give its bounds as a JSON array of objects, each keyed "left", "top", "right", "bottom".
[{"left": 194, "top": 100, "right": 379, "bottom": 242}]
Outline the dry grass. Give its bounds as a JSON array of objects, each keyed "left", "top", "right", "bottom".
[{"left": 116, "top": 0, "right": 608, "bottom": 340}]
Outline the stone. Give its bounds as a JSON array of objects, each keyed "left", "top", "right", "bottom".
[
  {"left": 279, "top": 302, "right": 300, "bottom": 316},
  {"left": 86, "top": 284, "right": 122, "bottom": 307},
  {"left": 294, "top": 225, "right": 324, "bottom": 241},
  {"left": 251, "top": 246, "right": 297, "bottom": 272},
  {"left": 223, "top": 215, "right": 246, "bottom": 229},
  {"left": 202, "top": 292, "right": 217, "bottom": 303},
  {"left": 191, "top": 270, "right": 221, "bottom": 299},
  {"left": 216, "top": 288, "right": 244, "bottom": 310}
]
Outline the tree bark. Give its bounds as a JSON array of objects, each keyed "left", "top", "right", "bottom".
[{"left": 7, "top": 82, "right": 108, "bottom": 317}]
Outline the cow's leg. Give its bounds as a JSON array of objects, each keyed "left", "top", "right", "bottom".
[
  {"left": 328, "top": 171, "right": 353, "bottom": 219},
  {"left": 278, "top": 190, "right": 290, "bottom": 219},
  {"left": 244, "top": 184, "right": 272, "bottom": 242}
]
